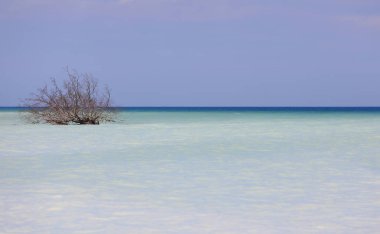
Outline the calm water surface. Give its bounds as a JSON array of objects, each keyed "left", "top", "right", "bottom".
[{"left": 1, "top": 108, "right": 380, "bottom": 233}]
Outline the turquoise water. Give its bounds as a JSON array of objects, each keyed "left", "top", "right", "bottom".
[{"left": 1, "top": 108, "right": 380, "bottom": 233}]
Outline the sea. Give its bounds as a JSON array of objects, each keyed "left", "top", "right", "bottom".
[{"left": 0, "top": 107, "right": 380, "bottom": 233}]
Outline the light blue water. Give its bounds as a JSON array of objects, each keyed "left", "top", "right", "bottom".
[{"left": 1, "top": 108, "right": 380, "bottom": 233}]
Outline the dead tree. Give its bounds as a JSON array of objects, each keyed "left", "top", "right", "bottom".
[{"left": 23, "top": 68, "right": 116, "bottom": 125}]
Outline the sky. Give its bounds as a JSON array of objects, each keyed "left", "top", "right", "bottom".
[{"left": 0, "top": 0, "right": 379, "bottom": 106}]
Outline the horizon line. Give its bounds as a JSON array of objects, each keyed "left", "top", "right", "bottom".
[{"left": 1, "top": 106, "right": 380, "bottom": 108}]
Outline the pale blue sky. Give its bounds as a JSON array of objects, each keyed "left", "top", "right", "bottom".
[{"left": 0, "top": 0, "right": 379, "bottom": 106}]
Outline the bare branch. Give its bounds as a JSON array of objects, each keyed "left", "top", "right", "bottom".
[{"left": 22, "top": 68, "right": 116, "bottom": 125}]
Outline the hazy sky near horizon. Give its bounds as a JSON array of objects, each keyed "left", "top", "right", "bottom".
[{"left": 0, "top": 0, "right": 379, "bottom": 106}]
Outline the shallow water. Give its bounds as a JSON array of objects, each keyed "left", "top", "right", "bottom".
[{"left": 1, "top": 109, "right": 380, "bottom": 233}]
